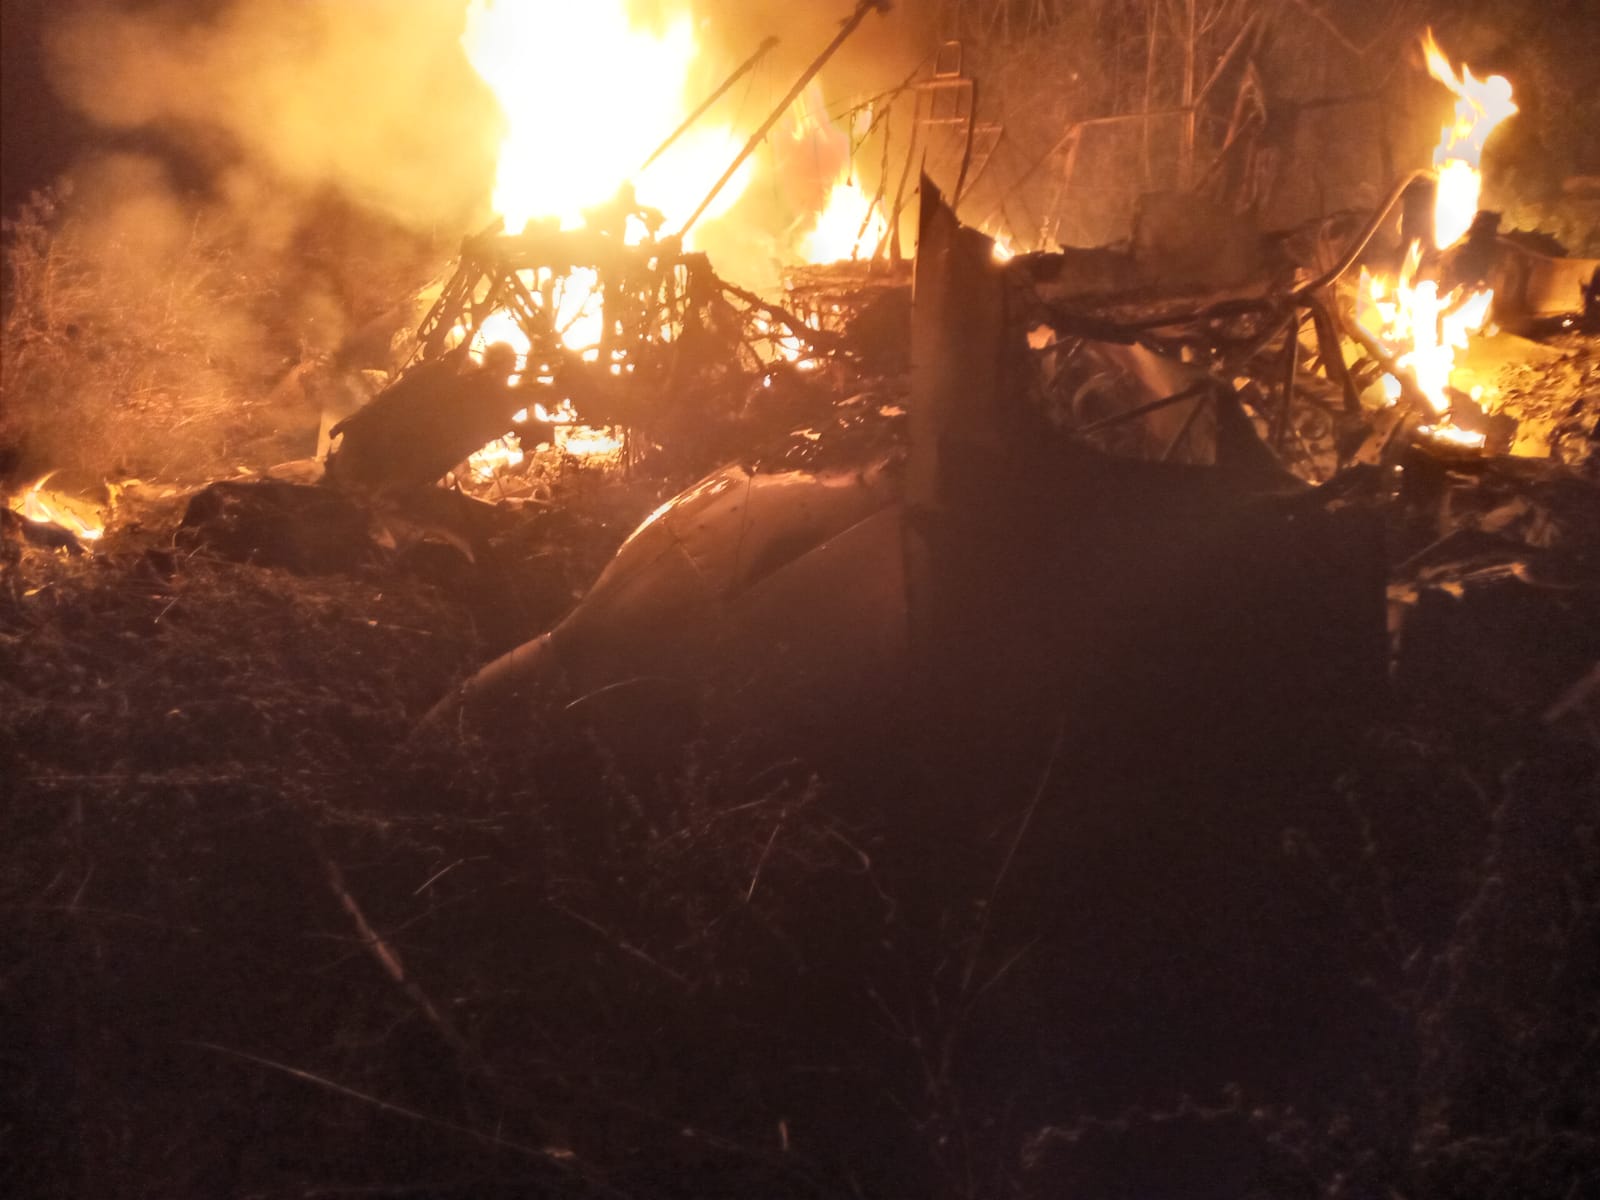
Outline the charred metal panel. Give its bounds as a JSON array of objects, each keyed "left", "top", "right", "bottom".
[{"left": 425, "top": 463, "right": 904, "bottom": 757}]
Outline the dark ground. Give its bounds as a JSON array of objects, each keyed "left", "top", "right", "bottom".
[{"left": 4, "top": 382, "right": 1598, "bottom": 1199}]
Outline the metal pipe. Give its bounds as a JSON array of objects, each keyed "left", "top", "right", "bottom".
[
  {"left": 1272, "top": 313, "right": 1301, "bottom": 451},
  {"left": 953, "top": 77, "right": 981, "bottom": 206},
  {"left": 1292, "top": 167, "right": 1436, "bottom": 299},
  {"left": 1033, "top": 168, "right": 1439, "bottom": 338},
  {"left": 1340, "top": 307, "right": 1439, "bottom": 416},
  {"left": 1070, "top": 380, "right": 1213, "bottom": 438},
  {"left": 676, "top": 0, "right": 892, "bottom": 240},
  {"left": 638, "top": 36, "right": 780, "bottom": 175}
]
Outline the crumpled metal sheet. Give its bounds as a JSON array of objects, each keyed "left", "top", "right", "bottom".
[
  {"left": 427, "top": 188, "right": 1387, "bottom": 766},
  {"left": 424, "top": 461, "right": 907, "bottom": 745}
]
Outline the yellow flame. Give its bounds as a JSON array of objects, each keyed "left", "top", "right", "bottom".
[
  {"left": 554, "top": 427, "right": 626, "bottom": 459},
  {"left": 455, "top": 2, "right": 900, "bottom": 463},
  {"left": 8, "top": 474, "right": 106, "bottom": 542},
  {"left": 1421, "top": 29, "right": 1517, "bottom": 248},
  {"left": 1352, "top": 29, "right": 1513, "bottom": 410},
  {"left": 470, "top": 307, "right": 534, "bottom": 382},
  {"left": 461, "top": 0, "right": 751, "bottom": 239},
  {"left": 1357, "top": 251, "right": 1495, "bottom": 416},
  {"left": 751, "top": 311, "right": 824, "bottom": 370},
  {"left": 455, "top": 0, "right": 748, "bottom": 471},
  {"left": 800, "top": 174, "right": 886, "bottom": 264},
  {"left": 466, "top": 436, "right": 526, "bottom": 482},
  {"left": 1416, "top": 423, "right": 1487, "bottom": 450},
  {"left": 530, "top": 400, "right": 625, "bottom": 458},
  {"left": 457, "top": 268, "right": 627, "bottom": 461}
]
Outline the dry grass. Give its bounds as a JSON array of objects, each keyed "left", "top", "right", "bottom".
[
  {"left": 2, "top": 184, "right": 444, "bottom": 487},
  {"left": 4, "top": 493, "right": 1596, "bottom": 1198},
  {"left": 2, "top": 189, "right": 290, "bottom": 482}
]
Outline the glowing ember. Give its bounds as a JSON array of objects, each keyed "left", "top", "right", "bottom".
[
  {"left": 461, "top": 0, "right": 751, "bottom": 238},
  {"left": 554, "top": 427, "right": 626, "bottom": 459},
  {"left": 1421, "top": 29, "right": 1517, "bottom": 249},
  {"left": 523, "top": 397, "right": 626, "bottom": 461},
  {"left": 8, "top": 474, "right": 106, "bottom": 542},
  {"left": 1416, "top": 423, "right": 1487, "bottom": 451}
]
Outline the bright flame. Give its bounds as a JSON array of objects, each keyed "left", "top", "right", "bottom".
[
  {"left": 751, "top": 310, "right": 824, "bottom": 369},
  {"left": 782, "top": 86, "right": 889, "bottom": 264},
  {"left": 471, "top": 307, "right": 533, "bottom": 381},
  {"left": 1357, "top": 250, "right": 1495, "bottom": 416},
  {"left": 466, "top": 437, "right": 525, "bottom": 483},
  {"left": 800, "top": 174, "right": 887, "bottom": 264},
  {"left": 454, "top": 1, "right": 763, "bottom": 467},
  {"left": 1421, "top": 29, "right": 1517, "bottom": 248},
  {"left": 8, "top": 474, "right": 106, "bottom": 542},
  {"left": 554, "top": 427, "right": 626, "bottom": 459},
  {"left": 1345, "top": 31, "right": 1512, "bottom": 445},
  {"left": 461, "top": 0, "right": 752, "bottom": 238},
  {"left": 527, "top": 398, "right": 626, "bottom": 461},
  {"left": 457, "top": 269, "right": 625, "bottom": 464}
]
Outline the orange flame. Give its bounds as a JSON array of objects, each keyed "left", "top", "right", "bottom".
[
  {"left": 456, "top": 1, "right": 765, "bottom": 466},
  {"left": 1421, "top": 29, "right": 1517, "bottom": 249},
  {"left": 8, "top": 474, "right": 106, "bottom": 542},
  {"left": 1348, "top": 31, "right": 1512, "bottom": 447},
  {"left": 1357, "top": 244, "right": 1495, "bottom": 419},
  {"left": 799, "top": 174, "right": 887, "bottom": 263},
  {"left": 461, "top": 0, "right": 751, "bottom": 239}
]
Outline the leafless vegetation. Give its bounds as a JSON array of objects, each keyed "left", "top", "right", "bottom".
[
  {"left": 2, "top": 187, "right": 285, "bottom": 482},
  {"left": 2, "top": 178, "right": 442, "bottom": 486}
]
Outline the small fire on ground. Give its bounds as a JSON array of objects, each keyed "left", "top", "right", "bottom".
[
  {"left": 1355, "top": 30, "right": 1519, "bottom": 448},
  {"left": 7, "top": 475, "right": 107, "bottom": 542}
]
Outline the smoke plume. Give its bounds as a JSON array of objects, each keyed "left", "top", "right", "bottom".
[{"left": 43, "top": 0, "right": 500, "bottom": 232}]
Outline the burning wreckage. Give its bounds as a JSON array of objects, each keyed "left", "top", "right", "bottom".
[
  {"left": 9, "top": 24, "right": 1600, "bottom": 766},
  {"left": 409, "top": 34, "right": 1596, "bottom": 757},
  {"left": 325, "top": 212, "right": 845, "bottom": 492},
  {"left": 411, "top": 163, "right": 1594, "bottom": 760}
]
